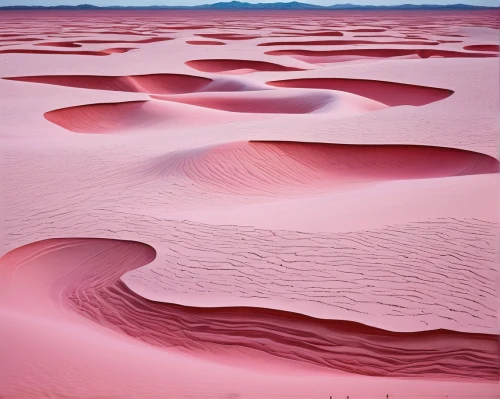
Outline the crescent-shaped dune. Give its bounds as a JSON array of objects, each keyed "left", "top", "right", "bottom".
[
  {"left": 0, "top": 49, "right": 111, "bottom": 56},
  {"left": 187, "top": 40, "right": 226, "bottom": 45},
  {"left": 265, "top": 48, "right": 499, "bottom": 63},
  {"left": 34, "top": 41, "right": 83, "bottom": 47},
  {"left": 143, "top": 141, "right": 499, "bottom": 197},
  {"left": 150, "top": 89, "right": 372, "bottom": 114},
  {"left": 75, "top": 37, "right": 172, "bottom": 44},
  {"left": 44, "top": 101, "right": 155, "bottom": 133},
  {"left": 185, "top": 59, "right": 306, "bottom": 73},
  {"left": 266, "top": 78, "right": 454, "bottom": 106},
  {"left": 43, "top": 100, "right": 257, "bottom": 133},
  {"left": 195, "top": 33, "right": 260, "bottom": 40},
  {"left": 0, "top": 237, "right": 498, "bottom": 380},
  {"left": 271, "top": 30, "right": 344, "bottom": 36},
  {"left": 101, "top": 47, "right": 137, "bottom": 54},
  {"left": 258, "top": 40, "right": 440, "bottom": 46},
  {"left": 5, "top": 73, "right": 214, "bottom": 94},
  {"left": 463, "top": 44, "right": 499, "bottom": 52}
]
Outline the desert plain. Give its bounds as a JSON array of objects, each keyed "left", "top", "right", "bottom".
[{"left": 0, "top": 8, "right": 499, "bottom": 399}]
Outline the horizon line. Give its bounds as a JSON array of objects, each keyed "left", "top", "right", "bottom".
[{"left": 1, "top": 1, "right": 498, "bottom": 8}]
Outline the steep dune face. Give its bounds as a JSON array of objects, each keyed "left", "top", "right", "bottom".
[
  {"left": 0, "top": 49, "right": 112, "bottom": 56},
  {"left": 144, "top": 141, "right": 499, "bottom": 197},
  {"left": 258, "top": 39, "right": 440, "bottom": 46},
  {"left": 151, "top": 90, "right": 355, "bottom": 114},
  {"left": 266, "top": 48, "right": 499, "bottom": 63},
  {"left": 44, "top": 101, "right": 154, "bottom": 133},
  {"left": 195, "top": 33, "right": 260, "bottom": 40},
  {"left": 5, "top": 73, "right": 214, "bottom": 94},
  {"left": 266, "top": 78, "right": 454, "bottom": 106},
  {"left": 1, "top": 237, "right": 498, "bottom": 380},
  {"left": 185, "top": 59, "right": 306, "bottom": 73},
  {"left": 463, "top": 44, "right": 499, "bottom": 52},
  {"left": 34, "top": 41, "right": 83, "bottom": 47},
  {"left": 187, "top": 40, "right": 226, "bottom": 45}
]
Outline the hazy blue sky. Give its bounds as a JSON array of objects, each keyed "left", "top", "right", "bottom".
[{"left": 1, "top": 0, "right": 497, "bottom": 6}]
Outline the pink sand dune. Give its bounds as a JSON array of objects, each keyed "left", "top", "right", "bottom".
[
  {"left": 185, "top": 58, "right": 306, "bottom": 73},
  {"left": 196, "top": 33, "right": 260, "bottom": 40},
  {"left": 266, "top": 77, "right": 453, "bottom": 106},
  {"left": 0, "top": 48, "right": 131, "bottom": 56},
  {"left": 266, "top": 48, "right": 499, "bottom": 64},
  {"left": 34, "top": 41, "right": 83, "bottom": 47},
  {"left": 150, "top": 89, "right": 380, "bottom": 114},
  {"left": 101, "top": 47, "right": 137, "bottom": 54},
  {"left": 258, "top": 39, "right": 440, "bottom": 46},
  {"left": 463, "top": 44, "right": 499, "bottom": 52},
  {"left": 141, "top": 141, "right": 499, "bottom": 197},
  {"left": 4, "top": 72, "right": 267, "bottom": 94},
  {"left": 42, "top": 99, "right": 258, "bottom": 133},
  {"left": 271, "top": 30, "right": 344, "bottom": 36},
  {"left": 44, "top": 101, "right": 153, "bottom": 133},
  {"left": 0, "top": 37, "right": 41, "bottom": 42},
  {"left": 1, "top": 237, "right": 498, "bottom": 380},
  {"left": 187, "top": 40, "right": 226, "bottom": 45},
  {"left": 76, "top": 37, "right": 172, "bottom": 44}
]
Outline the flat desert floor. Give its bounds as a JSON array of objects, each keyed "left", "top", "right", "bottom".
[{"left": 0, "top": 9, "right": 499, "bottom": 399}]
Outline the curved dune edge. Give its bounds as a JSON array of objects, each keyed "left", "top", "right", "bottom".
[
  {"left": 265, "top": 48, "right": 499, "bottom": 63},
  {"left": 42, "top": 99, "right": 256, "bottom": 133},
  {"left": 150, "top": 89, "right": 377, "bottom": 114},
  {"left": 76, "top": 37, "right": 172, "bottom": 44},
  {"left": 34, "top": 41, "right": 83, "bottom": 48},
  {"left": 258, "top": 39, "right": 440, "bottom": 46},
  {"left": 463, "top": 44, "right": 499, "bottom": 52},
  {"left": 44, "top": 101, "right": 152, "bottom": 133},
  {"left": 195, "top": 33, "right": 260, "bottom": 40},
  {"left": 142, "top": 141, "right": 499, "bottom": 197},
  {"left": 0, "top": 49, "right": 113, "bottom": 56},
  {"left": 0, "top": 237, "right": 498, "bottom": 380},
  {"left": 271, "top": 30, "right": 344, "bottom": 36},
  {"left": 187, "top": 40, "right": 226, "bottom": 45},
  {"left": 5, "top": 73, "right": 214, "bottom": 94},
  {"left": 266, "top": 77, "right": 454, "bottom": 106},
  {"left": 185, "top": 59, "right": 306, "bottom": 73}
]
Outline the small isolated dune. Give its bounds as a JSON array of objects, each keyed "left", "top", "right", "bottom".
[
  {"left": 5, "top": 73, "right": 214, "bottom": 94},
  {"left": 0, "top": 49, "right": 111, "bottom": 56},
  {"left": 463, "top": 44, "right": 499, "bottom": 52},
  {"left": 258, "top": 39, "right": 439, "bottom": 46},
  {"left": 145, "top": 141, "right": 499, "bottom": 197},
  {"left": 42, "top": 99, "right": 253, "bottom": 133},
  {"left": 43, "top": 101, "right": 172, "bottom": 133},
  {"left": 187, "top": 40, "right": 226, "bottom": 45},
  {"left": 266, "top": 48, "right": 499, "bottom": 63},
  {"left": 101, "top": 47, "right": 137, "bottom": 54},
  {"left": 75, "top": 37, "right": 172, "bottom": 44},
  {"left": 151, "top": 90, "right": 339, "bottom": 114},
  {"left": 272, "top": 30, "right": 344, "bottom": 37},
  {"left": 34, "top": 41, "right": 82, "bottom": 48},
  {"left": 185, "top": 59, "right": 306, "bottom": 74},
  {"left": 45, "top": 101, "right": 150, "bottom": 133},
  {"left": 195, "top": 33, "right": 260, "bottom": 40},
  {"left": 266, "top": 78, "right": 453, "bottom": 106}
]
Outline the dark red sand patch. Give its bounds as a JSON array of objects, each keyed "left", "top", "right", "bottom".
[
  {"left": 187, "top": 40, "right": 226, "bottom": 45},
  {"left": 463, "top": 44, "right": 499, "bottom": 52},
  {"left": 185, "top": 59, "right": 306, "bottom": 73},
  {"left": 267, "top": 77, "right": 454, "bottom": 106},
  {"left": 258, "top": 40, "right": 439, "bottom": 46},
  {"left": 5, "top": 73, "right": 213, "bottom": 94}
]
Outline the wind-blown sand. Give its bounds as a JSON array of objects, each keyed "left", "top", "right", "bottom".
[{"left": 0, "top": 9, "right": 499, "bottom": 399}]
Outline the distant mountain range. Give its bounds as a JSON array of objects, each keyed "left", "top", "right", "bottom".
[{"left": 1, "top": 1, "right": 497, "bottom": 10}]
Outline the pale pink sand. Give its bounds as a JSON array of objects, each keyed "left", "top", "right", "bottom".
[{"left": 0, "top": 9, "right": 499, "bottom": 399}]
